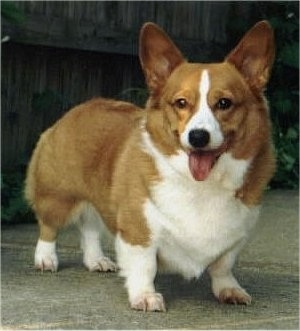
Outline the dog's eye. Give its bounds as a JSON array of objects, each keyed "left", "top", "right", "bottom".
[
  {"left": 174, "top": 98, "right": 188, "bottom": 109},
  {"left": 216, "top": 98, "right": 232, "bottom": 110}
]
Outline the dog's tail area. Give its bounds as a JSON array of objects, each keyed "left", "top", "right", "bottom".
[{"left": 24, "top": 127, "right": 53, "bottom": 209}]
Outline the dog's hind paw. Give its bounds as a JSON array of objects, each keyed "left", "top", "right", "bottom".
[{"left": 35, "top": 240, "right": 58, "bottom": 272}]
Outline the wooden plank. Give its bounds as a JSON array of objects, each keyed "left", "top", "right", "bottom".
[
  {"left": 1, "top": 42, "right": 144, "bottom": 169},
  {"left": 3, "top": 1, "right": 230, "bottom": 58},
  {"left": 2, "top": 1, "right": 247, "bottom": 168},
  {"left": 2, "top": 17, "right": 138, "bottom": 55}
]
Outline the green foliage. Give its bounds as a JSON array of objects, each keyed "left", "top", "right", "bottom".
[
  {"left": 2, "top": 88, "right": 71, "bottom": 223},
  {"left": 272, "top": 125, "right": 299, "bottom": 188},
  {"left": 267, "top": 3, "right": 299, "bottom": 189},
  {"left": 1, "top": 1, "right": 26, "bottom": 25},
  {"left": 1, "top": 172, "right": 31, "bottom": 223}
]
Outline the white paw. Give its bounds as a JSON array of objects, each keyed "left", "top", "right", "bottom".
[
  {"left": 218, "top": 287, "right": 252, "bottom": 305},
  {"left": 34, "top": 240, "right": 58, "bottom": 272},
  {"left": 130, "top": 292, "right": 166, "bottom": 312},
  {"left": 84, "top": 256, "right": 118, "bottom": 272}
]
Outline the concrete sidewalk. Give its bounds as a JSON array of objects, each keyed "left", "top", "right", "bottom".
[{"left": 1, "top": 190, "right": 299, "bottom": 330}]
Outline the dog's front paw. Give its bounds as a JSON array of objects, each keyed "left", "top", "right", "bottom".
[
  {"left": 218, "top": 287, "right": 252, "bottom": 305},
  {"left": 35, "top": 240, "right": 58, "bottom": 272},
  {"left": 84, "top": 256, "right": 118, "bottom": 272},
  {"left": 131, "top": 292, "right": 166, "bottom": 312}
]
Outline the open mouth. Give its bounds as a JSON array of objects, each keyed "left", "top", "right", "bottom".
[{"left": 188, "top": 143, "right": 228, "bottom": 181}]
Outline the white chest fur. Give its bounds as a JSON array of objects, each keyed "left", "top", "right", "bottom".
[{"left": 142, "top": 131, "right": 259, "bottom": 279}]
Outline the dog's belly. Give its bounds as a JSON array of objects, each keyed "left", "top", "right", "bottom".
[{"left": 144, "top": 178, "right": 259, "bottom": 279}]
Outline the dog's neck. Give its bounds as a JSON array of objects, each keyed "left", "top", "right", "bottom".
[{"left": 145, "top": 107, "right": 180, "bottom": 157}]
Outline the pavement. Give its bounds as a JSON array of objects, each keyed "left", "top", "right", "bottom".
[{"left": 1, "top": 190, "right": 299, "bottom": 330}]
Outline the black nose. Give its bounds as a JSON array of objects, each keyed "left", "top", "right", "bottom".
[{"left": 188, "top": 129, "right": 210, "bottom": 148}]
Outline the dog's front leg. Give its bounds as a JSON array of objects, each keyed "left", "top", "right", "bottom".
[
  {"left": 116, "top": 234, "right": 166, "bottom": 312},
  {"left": 208, "top": 241, "right": 251, "bottom": 305}
]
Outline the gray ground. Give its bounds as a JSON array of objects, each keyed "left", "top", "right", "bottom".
[{"left": 1, "top": 190, "right": 299, "bottom": 330}]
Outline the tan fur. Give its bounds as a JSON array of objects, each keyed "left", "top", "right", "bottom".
[
  {"left": 25, "top": 98, "right": 154, "bottom": 246},
  {"left": 140, "top": 61, "right": 275, "bottom": 206},
  {"left": 26, "top": 20, "right": 275, "bottom": 255},
  {"left": 110, "top": 126, "right": 160, "bottom": 245},
  {"left": 139, "top": 21, "right": 275, "bottom": 206},
  {"left": 25, "top": 21, "right": 277, "bottom": 313}
]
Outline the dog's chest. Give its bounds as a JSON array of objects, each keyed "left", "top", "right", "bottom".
[{"left": 143, "top": 148, "right": 259, "bottom": 279}]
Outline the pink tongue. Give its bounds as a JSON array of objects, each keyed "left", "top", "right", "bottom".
[{"left": 188, "top": 152, "right": 216, "bottom": 181}]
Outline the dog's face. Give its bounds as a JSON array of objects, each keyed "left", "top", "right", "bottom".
[{"left": 139, "top": 22, "right": 275, "bottom": 180}]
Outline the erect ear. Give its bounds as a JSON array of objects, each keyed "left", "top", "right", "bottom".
[
  {"left": 225, "top": 21, "right": 275, "bottom": 90},
  {"left": 139, "top": 22, "right": 185, "bottom": 95}
]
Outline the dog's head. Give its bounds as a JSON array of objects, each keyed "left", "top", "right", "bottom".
[{"left": 139, "top": 21, "right": 275, "bottom": 181}]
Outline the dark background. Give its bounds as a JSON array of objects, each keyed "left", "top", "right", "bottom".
[{"left": 1, "top": 1, "right": 299, "bottom": 222}]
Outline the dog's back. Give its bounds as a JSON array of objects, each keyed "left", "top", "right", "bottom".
[{"left": 25, "top": 98, "right": 142, "bottom": 235}]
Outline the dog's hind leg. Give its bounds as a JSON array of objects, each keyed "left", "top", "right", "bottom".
[
  {"left": 34, "top": 195, "right": 81, "bottom": 272},
  {"left": 35, "top": 220, "right": 59, "bottom": 272},
  {"left": 78, "top": 203, "right": 117, "bottom": 272}
]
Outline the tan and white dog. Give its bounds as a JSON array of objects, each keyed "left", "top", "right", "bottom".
[{"left": 25, "top": 21, "right": 276, "bottom": 312}]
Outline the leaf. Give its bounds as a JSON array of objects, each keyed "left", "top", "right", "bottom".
[
  {"left": 1, "top": 1, "right": 26, "bottom": 25},
  {"left": 280, "top": 42, "right": 299, "bottom": 68},
  {"left": 286, "top": 127, "right": 298, "bottom": 140}
]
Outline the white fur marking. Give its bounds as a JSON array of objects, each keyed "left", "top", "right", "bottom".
[
  {"left": 115, "top": 234, "right": 160, "bottom": 305},
  {"left": 142, "top": 128, "right": 250, "bottom": 189},
  {"left": 35, "top": 239, "right": 58, "bottom": 272},
  {"left": 141, "top": 129, "right": 259, "bottom": 280},
  {"left": 211, "top": 153, "right": 251, "bottom": 190},
  {"left": 78, "top": 203, "right": 117, "bottom": 272},
  {"left": 180, "top": 69, "right": 224, "bottom": 149},
  {"left": 142, "top": 128, "right": 193, "bottom": 180}
]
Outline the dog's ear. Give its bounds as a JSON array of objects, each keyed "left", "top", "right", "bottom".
[
  {"left": 139, "top": 22, "right": 185, "bottom": 95},
  {"left": 226, "top": 21, "right": 275, "bottom": 90}
]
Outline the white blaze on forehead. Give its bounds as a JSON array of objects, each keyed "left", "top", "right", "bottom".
[
  {"left": 180, "top": 69, "right": 224, "bottom": 150},
  {"left": 199, "top": 69, "right": 210, "bottom": 99},
  {"left": 198, "top": 70, "right": 220, "bottom": 134}
]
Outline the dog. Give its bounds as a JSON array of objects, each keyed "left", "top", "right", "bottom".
[{"left": 25, "top": 21, "right": 275, "bottom": 312}]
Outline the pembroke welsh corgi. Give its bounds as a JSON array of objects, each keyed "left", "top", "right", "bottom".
[{"left": 25, "top": 21, "right": 276, "bottom": 312}]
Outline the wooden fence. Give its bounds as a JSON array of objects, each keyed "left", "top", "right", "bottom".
[{"left": 2, "top": 1, "right": 252, "bottom": 169}]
